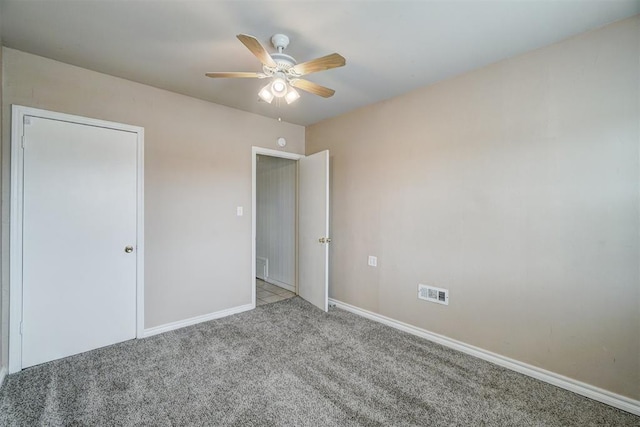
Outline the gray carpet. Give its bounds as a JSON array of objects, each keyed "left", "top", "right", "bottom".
[{"left": 0, "top": 297, "right": 638, "bottom": 426}]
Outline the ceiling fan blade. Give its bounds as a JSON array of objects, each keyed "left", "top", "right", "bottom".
[
  {"left": 290, "top": 79, "right": 336, "bottom": 98},
  {"left": 205, "top": 72, "right": 265, "bottom": 78},
  {"left": 237, "top": 34, "right": 277, "bottom": 68},
  {"left": 291, "top": 53, "right": 346, "bottom": 76}
]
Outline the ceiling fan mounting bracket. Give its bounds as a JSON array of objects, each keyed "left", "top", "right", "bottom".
[{"left": 271, "top": 34, "right": 290, "bottom": 52}]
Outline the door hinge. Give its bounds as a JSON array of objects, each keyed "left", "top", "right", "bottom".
[
  {"left": 21, "top": 135, "right": 25, "bottom": 149},
  {"left": 20, "top": 321, "right": 23, "bottom": 335}
]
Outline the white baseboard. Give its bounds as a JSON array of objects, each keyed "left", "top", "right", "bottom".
[
  {"left": 141, "top": 303, "right": 254, "bottom": 338},
  {"left": 0, "top": 366, "right": 6, "bottom": 389},
  {"left": 264, "top": 278, "right": 295, "bottom": 293},
  {"left": 329, "top": 298, "right": 640, "bottom": 416}
]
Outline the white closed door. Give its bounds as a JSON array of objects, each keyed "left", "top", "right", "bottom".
[
  {"left": 22, "top": 116, "right": 138, "bottom": 368},
  {"left": 298, "top": 150, "right": 330, "bottom": 311}
]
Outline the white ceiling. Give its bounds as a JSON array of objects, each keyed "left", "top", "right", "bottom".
[{"left": 1, "top": 1, "right": 638, "bottom": 126}]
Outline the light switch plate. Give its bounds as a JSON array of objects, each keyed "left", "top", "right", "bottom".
[
  {"left": 368, "top": 256, "right": 377, "bottom": 267},
  {"left": 236, "top": 206, "right": 243, "bottom": 216}
]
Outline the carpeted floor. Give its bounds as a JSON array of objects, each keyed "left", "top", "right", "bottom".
[{"left": 0, "top": 297, "right": 638, "bottom": 426}]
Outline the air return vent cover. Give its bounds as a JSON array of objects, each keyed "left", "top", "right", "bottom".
[{"left": 418, "top": 284, "right": 449, "bottom": 306}]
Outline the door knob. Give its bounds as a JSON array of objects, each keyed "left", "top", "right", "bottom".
[
  {"left": 318, "top": 237, "right": 326, "bottom": 243},
  {"left": 124, "top": 245, "right": 134, "bottom": 253}
]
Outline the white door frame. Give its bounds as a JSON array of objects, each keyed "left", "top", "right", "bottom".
[
  {"left": 251, "top": 147, "right": 304, "bottom": 308},
  {"left": 9, "top": 105, "right": 145, "bottom": 373}
]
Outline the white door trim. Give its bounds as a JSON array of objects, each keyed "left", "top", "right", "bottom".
[
  {"left": 9, "top": 105, "right": 145, "bottom": 373},
  {"left": 251, "top": 147, "right": 304, "bottom": 308}
]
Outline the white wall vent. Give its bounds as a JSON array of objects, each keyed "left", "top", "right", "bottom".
[{"left": 418, "top": 284, "right": 449, "bottom": 306}]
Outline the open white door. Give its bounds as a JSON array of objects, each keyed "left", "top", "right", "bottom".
[{"left": 298, "top": 150, "right": 330, "bottom": 311}]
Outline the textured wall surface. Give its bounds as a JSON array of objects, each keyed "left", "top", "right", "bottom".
[
  {"left": 307, "top": 17, "right": 639, "bottom": 399},
  {"left": 1, "top": 48, "right": 305, "bottom": 334}
]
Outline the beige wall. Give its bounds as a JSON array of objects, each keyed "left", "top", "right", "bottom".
[
  {"left": 0, "top": 21, "right": 4, "bottom": 373},
  {"left": 307, "top": 17, "right": 639, "bottom": 399},
  {"left": 0, "top": 48, "right": 305, "bottom": 353}
]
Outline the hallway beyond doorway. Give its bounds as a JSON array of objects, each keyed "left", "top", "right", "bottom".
[{"left": 256, "top": 279, "right": 295, "bottom": 306}]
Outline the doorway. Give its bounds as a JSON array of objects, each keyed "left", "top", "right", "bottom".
[
  {"left": 255, "top": 154, "right": 297, "bottom": 305},
  {"left": 9, "top": 106, "right": 144, "bottom": 373},
  {"left": 251, "top": 147, "right": 330, "bottom": 312}
]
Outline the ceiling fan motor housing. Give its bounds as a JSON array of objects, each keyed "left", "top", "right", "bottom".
[{"left": 270, "top": 53, "right": 297, "bottom": 68}]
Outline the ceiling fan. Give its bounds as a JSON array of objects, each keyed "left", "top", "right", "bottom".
[{"left": 206, "top": 34, "right": 346, "bottom": 104}]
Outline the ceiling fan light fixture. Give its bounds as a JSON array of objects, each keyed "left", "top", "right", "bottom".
[
  {"left": 271, "top": 77, "right": 288, "bottom": 98},
  {"left": 285, "top": 87, "right": 300, "bottom": 104},
  {"left": 258, "top": 83, "right": 274, "bottom": 103}
]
